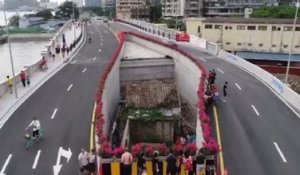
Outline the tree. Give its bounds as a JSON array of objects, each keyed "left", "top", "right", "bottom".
[
  {"left": 36, "top": 9, "right": 53, "bottom": 20},
  {"left": 149, "top": 4, "right": 162, "bottom": 23},
  {"left": 251, "top": 6, "right": 300, "bottom": 18},
  {"left": 55, "top": 1, "right": 79, "bottom": 19},
  {"left": 9, "top": 15, "right": 20, "bottom": 26}
]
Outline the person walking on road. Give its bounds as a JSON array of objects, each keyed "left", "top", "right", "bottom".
[
  {"left": 121, "top": 148, "right": 133, "bottom": 175},
  {"left": 166, "top": 150, "right": 177, "bottom": 175},
  {"left": 138, "top": 152, "right": 146, "bottom": 175},
  {"left": 88, "top": 149, "right": 97, "bottom": 175},
  {"left": 78, "top": 149, "right": 89, "bottom": 175},
  {"left": 196, "top": 149, "right": 206, "bottom": 175},
  {"left": 26, "top": 75, "right": 31, "bottom": 87},
  {"left": 6, "top": 75, "right": 13, "bottom": 94},
  {"left": 223, "top": 81, "right": 228, "bottom": 97},
  {"left": 20, "top": 71, "right": 26, "bottom": 87}
]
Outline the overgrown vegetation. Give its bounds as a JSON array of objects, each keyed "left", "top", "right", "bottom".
[
  {"left": 251, "top": 6, "right": 299, "bottom": 18},
  {"left": 121, "top": 107, "right": 168, "bottom": 122}
]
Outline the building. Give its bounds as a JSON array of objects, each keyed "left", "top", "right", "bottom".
[
  {"left": 185, "top": 0, "right": 203, "bottom": 17},
  {"left": 84, "top": 0, "right": 101, "bottom": 7},
  {"left": 203, "top": 0, "right": 280, "bottom": 17},
  {"left": 39, "top": 0, "right": 58, "bottom": 9},
  {"left": 102, "top": 0, "right": 115, "bottom": 8},
  {"left": 116, "top": 0, "right": 150, "bottom": 20},
  {"left": 186, "top": 17, "right": 300, "bottom": 54},
  {"left": 72, "top": 0, "right": 84, "bottom": 7},
  {"left": 161, "top": 0, "right": 185, "bottom": 17}
]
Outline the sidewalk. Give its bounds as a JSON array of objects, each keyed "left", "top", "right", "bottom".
[{"left": 0, "top": 26, "right": 85, "bottom": 129}]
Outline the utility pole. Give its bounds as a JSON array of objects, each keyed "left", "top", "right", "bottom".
[
  {"left": 285, "top": 0, "right": 299, "bottom": 84},
  {"left": 3, "top": 7, "right": 18, "bottom": 98}
]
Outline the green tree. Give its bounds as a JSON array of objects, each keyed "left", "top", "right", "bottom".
[
  {"left": 55, "top": 1, "right": 79, "bottom": 19},
  {"left": 80, "top": 6, "right": 103, "bottom": 16},
  {"left": 9, "top": 15, "right": 20, "bottom": 26},
  {"left": 149, "top": 4, "right": 162, "bottom": 23},
  {"left": 251, "top": 6, "right": 300, "bottom": 18},
  {"left": 36, "top": 9, "right": 53, "bottom": 20}
]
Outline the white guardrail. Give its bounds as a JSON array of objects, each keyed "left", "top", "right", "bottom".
[{"left": 119, "top": 19, "right": 300, "bottom": 114}]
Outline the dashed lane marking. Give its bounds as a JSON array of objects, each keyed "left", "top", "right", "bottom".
[
  {"left": 51, "top": 108, "right": 58, "bottom": 119},
  {"left": 82, "top": 68, "right": 87, "bottom": 73},
  {"left": 93, "top": 57, "right": 97, "bottom": 61},
  {"left": 235, "top": 83, "right": 242, "bottom": 91},
  {"left": 217, "top": 68, "right": 224, "bottom": 74},
  {"left": 251, "top": 105, "right": 260, "bottom": 116},
  {"left": 274, "top": 142, "right": 287, "bottom": 163},
  {"left": 32, "top": 150, "right": 41, "bottom": 169},
  {"left": 0, "top": 154, "right": 12, "bottom": 174},
  {"left": 67, "top": 84, "right": 73, "bottom": 91}
]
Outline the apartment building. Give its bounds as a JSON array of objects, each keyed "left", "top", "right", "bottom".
[
  {"left": 102, "top": 0, "right": 116, "bottom": 8},
  {"left": 85, "top": 0, "right": 101, "bottom": 7},
  {"left": 116, "top": 0, "right": 150, "bottom": 19},
  {"left": 161, "top": 0, "right": 185, "bottom": 17},
  {"left": 186, "top": 17, "right": 300, "bottom": 54}
]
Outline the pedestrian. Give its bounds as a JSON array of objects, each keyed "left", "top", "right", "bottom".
[
  {"left": 78, "top": 149, "right": 89, "bottom": 175},
  {"left": 121, "top": 148, "right": 133, "bottom": 175},
  {"left": 175, "top": 150, "right": 183, "bottom": 175},
  {"left": 152, "top": 152, "right": 161, "bottom": 175},
  {"left": 6, "top": 75, "right": 13, "bottom": 94},
  {"left": 20, "top": 71, "right": 26, "bottom": 87},
  {"left": 196, "top": 149, "right": 205, "bottom": 175},
  {"left": 166, "top": 150, "right": 177, "bottom": 175},
  {"left": 40, "top": 56, "right": 48, "bottom": 72},
  {"left": 26, "top": 75, "right": 31, "bottom": 87},
  {"left": 183, "top": 151, "right": 194, "bottom": 175},
  {"left": 223, "top": 81, "right": 228, "bottom": 97},
  {"left": 137, "top": 152, "right": 146, "bottom": 175},
  {"left": 88, "top": 149, "right": 97, "bottom": 175}
]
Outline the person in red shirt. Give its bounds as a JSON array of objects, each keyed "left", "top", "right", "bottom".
[{"left": 20, "top": 71, "right": 26, "bottom": 87}]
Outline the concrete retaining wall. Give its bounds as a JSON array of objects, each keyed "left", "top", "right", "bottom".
[
  {"left": 102, "top": 46, "right": 124, "bottom": 135},
  {"left": 120, "top": 58, "right": 174, "bottom": 82}
]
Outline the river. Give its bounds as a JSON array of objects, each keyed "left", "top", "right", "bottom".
[{"left": 0, "top": 40, "right": 49, "bottom": 82}]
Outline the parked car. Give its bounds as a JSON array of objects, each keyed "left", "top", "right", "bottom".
[{"left": 176, "top": 32, "right": 190, "bottom": 42}]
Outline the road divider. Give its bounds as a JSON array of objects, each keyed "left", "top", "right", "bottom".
[
  {"left": 251, "top": 105, "right": 260, "bottom": 116},
  {"left": 32, "top": 150, "right": 41, "bottom": 169},
  {"left": 273, "top": 142, "right": 287, "bottom": 163}
]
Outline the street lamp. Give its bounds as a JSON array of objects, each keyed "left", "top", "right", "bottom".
[
  {"left": 285, "top": 0, "right": 299, "bottom": 84},
  {"left": 3, "top": 7, "right": 18, "bottom": 98}
]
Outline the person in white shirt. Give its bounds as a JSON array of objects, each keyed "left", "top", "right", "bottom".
[
  {"left": 78, "top": 149, "right": 89, "bottom": 174},
  {"left": 26, "top": 117, "right": 41, "bottom": 139}
]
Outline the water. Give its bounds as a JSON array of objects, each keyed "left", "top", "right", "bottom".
[
  {"left": 0, "top": 41, "right": 48, "bottom": 82},
  {"left": 0, "top": 10, "right": 35, "bottom": 26}
]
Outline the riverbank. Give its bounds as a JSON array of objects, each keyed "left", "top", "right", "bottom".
[{"left": 8, "top": 33, "right": 54, "bottom": 42}]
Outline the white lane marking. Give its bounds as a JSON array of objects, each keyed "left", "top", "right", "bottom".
[
  {"left": 67, "top": 84, "right": 73, "bottom": 91},
  {"left": 51, "top": 108, "right": 58, "bottom": 119},
  {"left": 99, "top": 49, "right": 101, "bottom": 52},
  {"left": 100, "top": 43, "right": 103, "bottom": 46},
  {"left": 93, "top": 57, "right": 97, "bottom": 61},
  {"left": 251, "top": 105, "right": 260, "bottom": 116},
  {"left": 0, "top": 154, "right": 12, "bottom": 174},
  {"left": 217, "top": 68, "right": 224, "bottom": 74},
  {"left": 32, "top": 150, "right": 41, "bottom": 169},
  {"left": 274, "top": 142, "right": 287, "bottom": 163},
  {"left": 82, "top": 68, "right": 87, "bottom": 73},
  {"left": 235, "top": 83, "right": 242, "bottom": 91}
]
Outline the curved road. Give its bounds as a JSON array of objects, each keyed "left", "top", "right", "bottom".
[
  {"left": 0, "top": 20, "right": 118, "bottom": 174},
  {"left": 111, "top": 21, "right": 300, "bottom": 175}
]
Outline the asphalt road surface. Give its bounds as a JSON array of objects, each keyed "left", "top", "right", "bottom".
[
  {"left": 111, "top": 21, "right": 300, "bottom": 175},
  {"left": 0, "top": 20, "right": 118, "bottom": 175}
]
